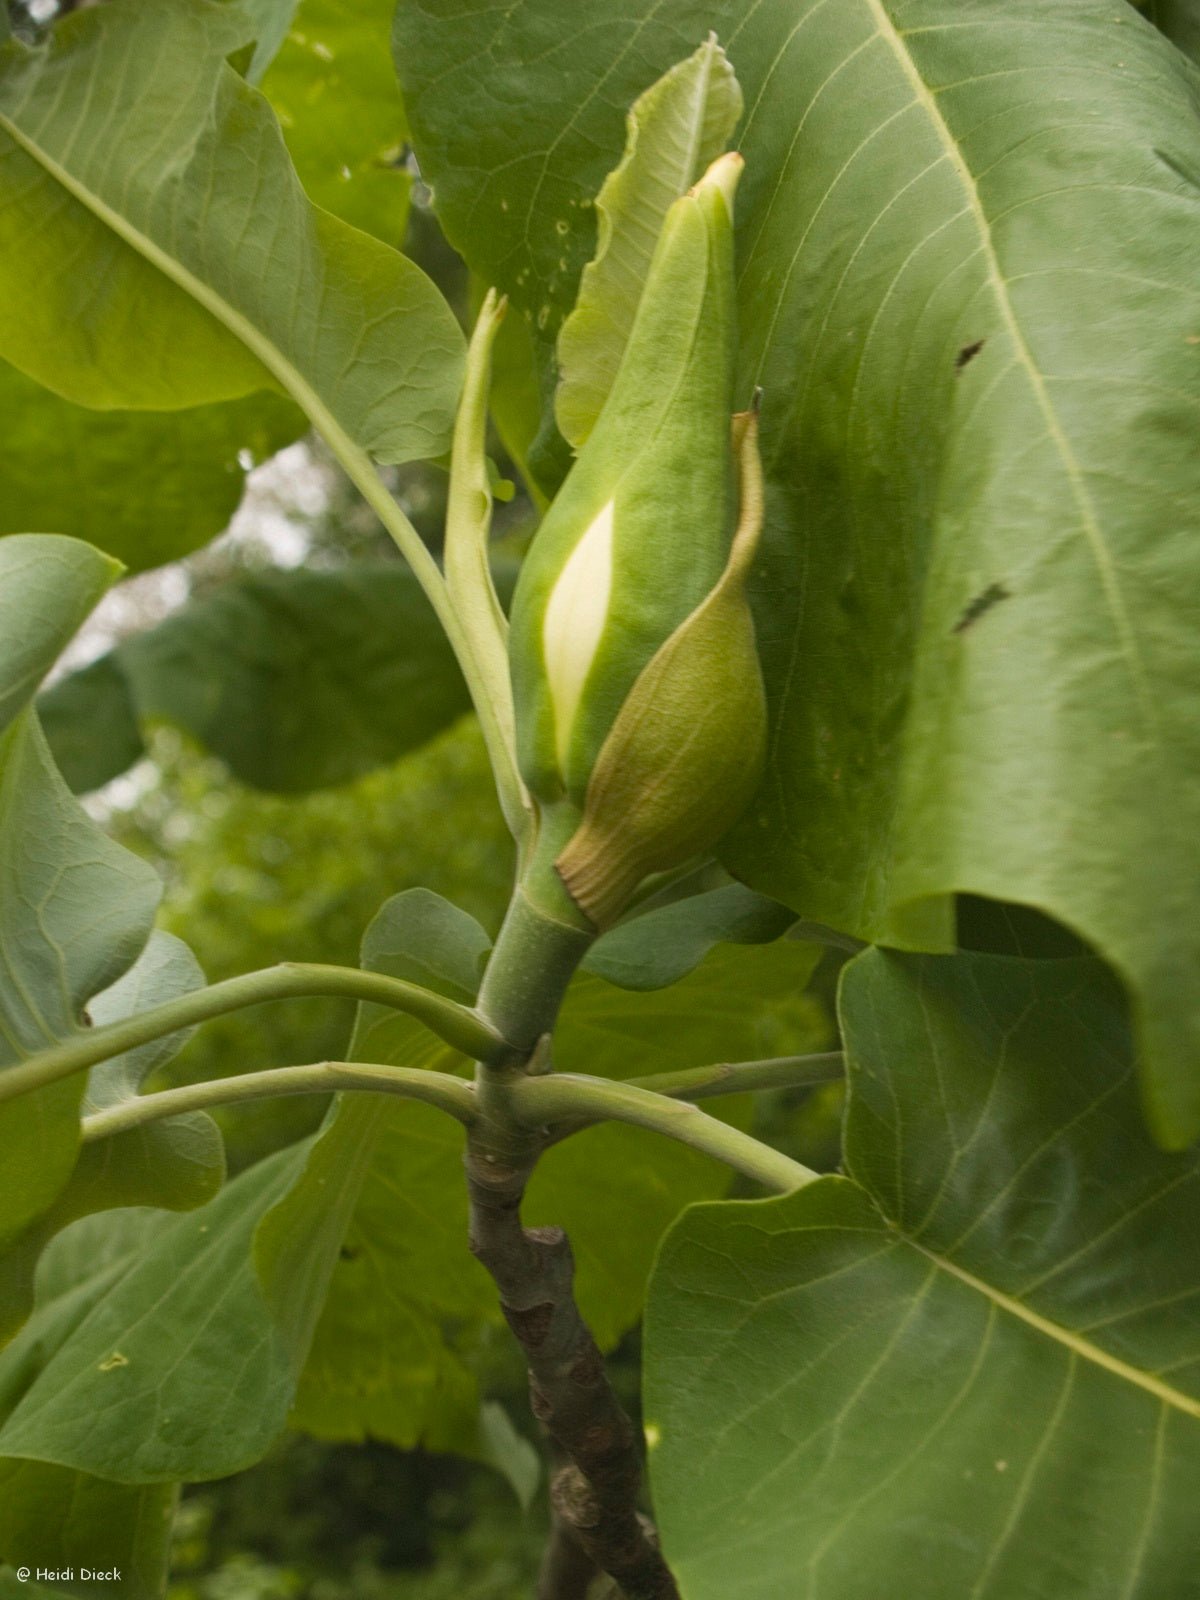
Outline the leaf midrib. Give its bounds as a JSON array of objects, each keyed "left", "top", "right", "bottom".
[
  {"left": 0, "top": 107, "right": 352, "bottom": 472},
  {"left": 911, "top": 1236, "right": 1200, "bottom": 1420},
  {"left": 864, "top": 0, "right": 1156, "bottom": 736},
  {"left": 0, "top": 88, "right": 458, "bottom": 642}
]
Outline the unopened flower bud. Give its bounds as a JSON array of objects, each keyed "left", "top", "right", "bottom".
[
  {"left": 555, "top": 409, "right": 767, "bottom": 927},
  {"left": 509, "top": 152, "right": 744, "bottom": 805}
]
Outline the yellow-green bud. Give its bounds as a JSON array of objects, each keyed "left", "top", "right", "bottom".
[
  {"left": 509, "top": 152, "right": 743, "bottom": 806},
  {"left": 555, "top": 409, "right": 767, "bottom": 927}
]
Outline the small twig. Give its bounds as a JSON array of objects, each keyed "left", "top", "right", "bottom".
[
  {"left": 466, "top": 1149, "right": 680, "bottom": 1600},
  {"left": 508, "top": 1073, "right": 817, "bottom": 1193},
  {"left": 539, "top": 1054, "right": 844, "bottom": 1152},
  {"left": 80, "top": 1060, "right": 476, "bottom": 1141},
  {"left": 0, "top": 962, "right": 507, "bottom": 1109},
  {"left": 626, "top": 1051, "right": 844, "bottom": 1103}
]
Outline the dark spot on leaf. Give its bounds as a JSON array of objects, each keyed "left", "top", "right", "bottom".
[
  {"left": 953, "top": 582, "right": 1011, "bottom": 634},
  {"left": 956, "top": 338, "right": 986, "bottom": 372},
  {"left": 339, "top": 1245, "right": 359, "bottom": 1262}
]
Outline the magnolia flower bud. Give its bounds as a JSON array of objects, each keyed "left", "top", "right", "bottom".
[
  {"left": 555, "top": 408, "right": 767, "bottom": 927},
  {"left": 509, "top": 151, "right": 743, "bottom": 805}
]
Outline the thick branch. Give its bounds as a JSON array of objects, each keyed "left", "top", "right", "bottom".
[
  {"left": 79, "top": 1060, "right": 476, "bottom": 1142},
  {"left": 466, "top": 1149, "right": 679, "bottom": 1600},
  {"left": 0, "top": 962, "right": 507, "bottom": 1109}
]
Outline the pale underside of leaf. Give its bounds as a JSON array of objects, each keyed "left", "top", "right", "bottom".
[{"left": 0, "top": 2, "right": 461, "bottom": 462}]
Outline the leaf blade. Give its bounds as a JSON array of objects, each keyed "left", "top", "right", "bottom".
[
  {"left": 644, "top": 950, "right": 1200, "bottom": 1597},
  {"left": 395, "top": 0, "right": 1200, "bottom": 1142},
  {"left": 0, "top": 360, "right": 305, "bottom": 573},
  {"left": 0, "top": 0, "right": 462, "bottom": 461}
]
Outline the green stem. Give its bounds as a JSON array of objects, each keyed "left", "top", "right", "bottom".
[
  {"left": 0, "top": 963, "right": 506, "bottom": 1109},
  {"left": 444, "top": 290, "right": 532, "bottom": 843},
  {"left": 80, "top": 1061, "right": 476, "bottom": 1143},
  {"left": 628, "top": 1052, "right": 844, "bottom": 1103},
  {"left": 331, "top": 432, "right": 528, "bottom": 841},
  {"left": 507, "top": 1073, "right": 818, "bottom": 1194},
  {"left": 475, "top": 803, "right": 594, "bottom": 1057}
]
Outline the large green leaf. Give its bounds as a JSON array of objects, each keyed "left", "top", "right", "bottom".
[
  {"left": 280, "top": 890, "right": 500, "bottom": 1453},
  {"left": 0, "top": 540, "right": 159, "bottom": 1258},
  {"left": 241, "top": 0, "right": 301, "bottom": 81},
  {"left": 0, "top": 534, "right": 118, "bottom": 736},
  {"left": 0, "top": 1213, "right": 180, "bottom": 1600},
  {"left": 395, "top": 0, "right": 1200, "bottom": 1144},
  {"left": 0, "top": 1143, "right": 340, "bottom": 1483},
  {"left": 1, "top": 931, "right": 224, "bottom": 1343},
  {"left": 0, "top": 1466, "right": 176, "bottom": 1600},
  {"left": 287, "top": 893, "right": 817, "bottom": 1448},
  {"left": 585, "top": 881, "right": 796, "bottom": 992},
  {"left": 71, "top": 933, "right": 224, "bottom": 1218},
  {"left": 526, "top": 940, "right": 819, "bottom": 1347},
  {"left": 0, "top": 536, "right": 206, "bottom": 1344},
  {"left": 0, "top": 0, "right": 461, "bottom": 460},
  {"left": 1, "top": 359, "right": 304, "bottom": 573},
  {"left": 39, "top": 565, "right": 472, "bottom": 794},
  {"left": 645, "top": 949, "right": 1200, "bottom": 1598},
  {"left": 258, "top": 0, "right": 413, "bottom": 246},
  {"left": 32, "top": 656, "right": 142, "bottom": 800}
]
